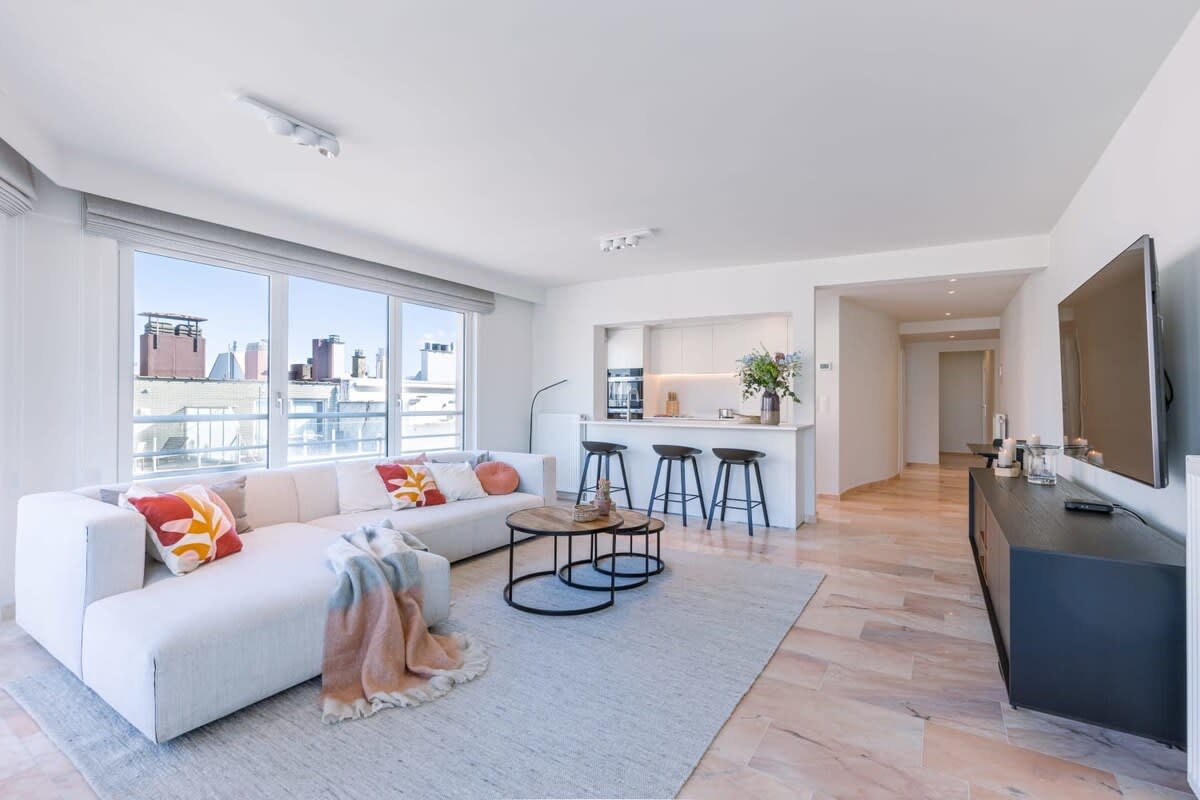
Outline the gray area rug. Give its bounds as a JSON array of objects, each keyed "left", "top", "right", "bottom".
[{"left": 7, "top": 541, "right": 822, "bottom": 800}]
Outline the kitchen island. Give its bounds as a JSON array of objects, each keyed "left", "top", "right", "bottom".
[{"left": 580, "top": 419, "right": 813, "bottom": 529}]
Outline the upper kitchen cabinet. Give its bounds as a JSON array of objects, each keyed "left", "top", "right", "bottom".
[
  {"left": 649, "top": 326, "right": 682, "bottom": 374},
  {"left": 679, "top": 326, "right": 713, "bottom": 373},
  {"left": 606, "top": 326, "right": 644, "bottom": 369},
  {"left": 711, "top": 322, "right": 745, "bottom": 375},
  {"left": 649, "top": 315, "right": 789, "bottom": 375},
  {"left": 741, "top": 315, "right": 789, "bottom": 356}
]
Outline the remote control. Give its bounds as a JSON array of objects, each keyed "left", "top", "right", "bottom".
[{"left": 1064, "top": 498, "right": 1114, "bottom": 514}]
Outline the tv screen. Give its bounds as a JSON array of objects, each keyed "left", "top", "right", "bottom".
[{"left": 1058, "top": 235, "right": 1167, "bottom": 488}]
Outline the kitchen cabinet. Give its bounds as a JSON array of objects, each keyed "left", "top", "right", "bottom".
[
  {"left": 711, "top": 322, "right": 744, "bottom": 375},
  {"left": 606, "top": 327, "right": 644, "bottom": 369},
  {"left": 649, "top": 326, "right": 682, "bottom": 374},
  {"left": 679, "top": 326, "right": 713, "bottom": 373},
  {"left": 650, "top": 317, "right": 789, "bottom": 375}
]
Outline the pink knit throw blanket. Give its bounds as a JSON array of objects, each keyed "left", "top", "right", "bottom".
[{"left": 320, "top": 520, "right": 486, "bottom": 722}]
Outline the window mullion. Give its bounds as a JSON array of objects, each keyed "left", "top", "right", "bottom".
[
  {"left": 268, "top": 274, "right": 289, "bottom": 468},
  {"left": 388, "top": 297, "right": 403, "bottom": 456}
]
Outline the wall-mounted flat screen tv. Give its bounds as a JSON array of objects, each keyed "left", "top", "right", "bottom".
[{"left": 1058, "top": 234, "right": 1167, "bottom": 488}]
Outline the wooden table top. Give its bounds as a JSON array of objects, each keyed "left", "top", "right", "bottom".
[
  {"left": 616, "top": 510, "right": 653, "bottom": 531},
  {"left": 506, "top": 505, "right": 624, "bottom": 535}
]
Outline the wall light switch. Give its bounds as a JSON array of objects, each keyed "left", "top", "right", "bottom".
[{"left": 818, "top": 361, "right": 833, "bottom": 372}]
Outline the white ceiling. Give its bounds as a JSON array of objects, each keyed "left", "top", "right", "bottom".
[
  {"left": 0, "top": 2, "right": 1195, "bottom": 294},
  {"left": 829, "top": 271, "right": 1030, "bottom": 322}
]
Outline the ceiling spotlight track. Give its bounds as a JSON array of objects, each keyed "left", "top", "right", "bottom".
[
  {"left": 599, "top": 229, "right": 654, "bottom": 253},
  {"left": 237, "top": 96, "right": 341, "bottom": 158}
]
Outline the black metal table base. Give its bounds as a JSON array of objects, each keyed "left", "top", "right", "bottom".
[
  {"left": 593, "top": 551, "right": 665, "bottom": 578},
  {"left": 504, "top": 527, "right": 618, "bottom": 615}
]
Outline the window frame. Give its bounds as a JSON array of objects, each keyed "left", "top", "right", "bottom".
[{"left": 118, "top": 242, "right": 474, "bottom": 481}]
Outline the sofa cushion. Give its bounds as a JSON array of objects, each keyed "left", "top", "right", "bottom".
[
  {"left": 127, "top": 484, "right": 244, "bottom": 575},
  {"left": 428, "top": 450, "right": 488, "bottom": 467},
  {"left": 81, "top": 521, "right": 450, "bottom": 743},
  {"left": 289, "top": 463, "right": 339, "bottom": 522},
  {"left": 334, "top": 459, "right": 391, "bottom": 513},
  {"left": 476, "top": 461, "right": 520, "bottom": 495},
  {"left": 377, "top": 463, "right": 446, "bottom": 509},
  {"left": 307, "top": 492, "right": 543, "bottom": 562},
  {"left": 426, "top": 461, "right": 487, "bottom": 502}
]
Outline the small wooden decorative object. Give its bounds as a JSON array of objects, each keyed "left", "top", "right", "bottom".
[{"left": 994, "top": 463, "right": 1022, "bottom": 478}]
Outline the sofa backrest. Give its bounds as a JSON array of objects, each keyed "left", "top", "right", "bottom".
[{"left": 73, "top": 452, "right": 495, "bottom": 529}]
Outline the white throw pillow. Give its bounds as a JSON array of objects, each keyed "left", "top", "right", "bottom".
[
  {"left": 426, "top": 461, "right": 487, "bottom": 502},
  {"left": 335, "top": 459, "right": 392, "bottom": 513}
]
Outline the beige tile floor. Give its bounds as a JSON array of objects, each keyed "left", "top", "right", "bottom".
[{"left": 0, "top": 463, "right": 1191, "bottom": 799}]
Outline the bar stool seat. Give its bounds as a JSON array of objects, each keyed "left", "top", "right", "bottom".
[
  {"left": 711, "top": 447, "right": 765, "bottom": 463},
  {"left": 646, "top": 444, "right": 706, "bottom": 526},
  {"left": 576, "top": 441, "right": 634, "bottom": 509},
  {"left": 707, "top": 448, "right": 770, "bottom": 536}
]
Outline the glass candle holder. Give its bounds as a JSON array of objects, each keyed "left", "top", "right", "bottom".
[{"left": 1025, "top": 444, "right": 1060, "bottom": 485}]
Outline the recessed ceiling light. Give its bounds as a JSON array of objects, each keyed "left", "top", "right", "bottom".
[
  {"left": 950, "top": 334, "right": 956, "bottom": 339},
  {"left": 949, "top": 278, "right": 958, "bottom": 282},
  {"left": 947, "top": 290, "right": 956, "bottom": 295},
  {"left": 945, "top": 312, "right": 952, "bottom": 316}
]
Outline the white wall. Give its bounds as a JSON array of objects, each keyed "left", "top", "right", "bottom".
[
  {"left": 0, "top": 168, "right": 536, "bottom": 610},
  {"left": 905, "top": 338, "right": 1000, "bottom": 464},
  {"left": 938, "top": 351, "right": 986, "bottom": 453},
  {"left": 475, "top": 293, "right": 535, "bottom": 453},
  {"left": 999, "top": 13, "right": 1200, "bottom": 538},
  {"left": 0, "top": 173, "right": 122, "bottom": 609},
  {"left": 837, "top": 298, "right": 901, "bottom": 493}
]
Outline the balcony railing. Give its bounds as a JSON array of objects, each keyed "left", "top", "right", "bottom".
[{"left": 134, "top": 408, "right": 465, "bottom": 475}]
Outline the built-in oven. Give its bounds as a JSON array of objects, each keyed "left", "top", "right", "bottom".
[{"left": 607, "top": 368, "right": 644, "bottom": 419}]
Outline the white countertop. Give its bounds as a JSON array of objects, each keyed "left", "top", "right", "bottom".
[{"left": 582, "top": 418, "right": 811, "bottom": 432}]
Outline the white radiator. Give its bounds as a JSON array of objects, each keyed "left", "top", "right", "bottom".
[
  {"left": 533, "top": 412, "right": 583, "bottom": 494},
  {"left": 1189, "top": 455, "right": 1200, "bottom": 795}
]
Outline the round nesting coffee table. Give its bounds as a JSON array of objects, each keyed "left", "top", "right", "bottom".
[
  {"left": 504, "top": 506, "right": 623, "bottom": 615},
  {"left": 557, "top": 510, "right": 662, "bottom": 591},
  {"left": 594, "top": 515, "right": 666, "bottom": 580}
]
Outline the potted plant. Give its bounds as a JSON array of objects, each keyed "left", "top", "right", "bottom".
[{"left": 736, "top": 348, "right": 802, "bottom": 425}]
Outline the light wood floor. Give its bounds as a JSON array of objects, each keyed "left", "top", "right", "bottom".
[{"left": 0, "top": 464, "right": 1191, "bottom": 799}]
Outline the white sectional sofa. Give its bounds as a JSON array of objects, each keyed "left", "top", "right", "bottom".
[{"left": 14, "top": 450, "right": 554, "bottom": 743}]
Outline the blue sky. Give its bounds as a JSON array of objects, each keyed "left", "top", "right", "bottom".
[{"left": 134, "top": 252, "right": 460, "bottom": 377}]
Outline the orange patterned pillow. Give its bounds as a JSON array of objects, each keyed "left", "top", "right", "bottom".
[
  {"left": 128, "top": 484, "right": 244, "bottom": 575},
  {"left": 375, "top": 464, "right": 447, "bottom": 510}
]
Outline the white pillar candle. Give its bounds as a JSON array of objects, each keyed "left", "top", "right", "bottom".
[
  {"left": 997, "top": 450, "right": 1012, "bottom": 468},
  {"left": 1027, "top": 433, "right": 1041, "bottom": 445}
]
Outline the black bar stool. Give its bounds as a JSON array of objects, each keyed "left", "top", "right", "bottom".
[
  {"left": 576, "top": 441, "right": 633, "bottom": 509},
  {"left": 646, "top": 444, "right": 707, "bottom": 526},
  {"left": 707, "top": 448, "right": 769, "bottom": 536}
]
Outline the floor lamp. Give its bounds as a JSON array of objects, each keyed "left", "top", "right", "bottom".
[{"left": 528, "top": 379, "right": 567, "bottom": 453}]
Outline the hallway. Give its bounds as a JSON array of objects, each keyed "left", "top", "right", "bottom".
[{"left": 681, "top": 463, "right": 1190, "bottom": 799}]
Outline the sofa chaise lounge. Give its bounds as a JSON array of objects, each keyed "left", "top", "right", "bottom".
[{"left": 14, "top": 450, "right": 554, "bottom": 742}]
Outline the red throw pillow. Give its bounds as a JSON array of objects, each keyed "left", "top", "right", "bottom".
[
  {"left": 129, "top": 485, "right": 244, "bottom": 575},
  {"left": 475, "top": 461, "right": 519, "bottom": 495},
  {"left": 375, "top": 463, "right": 447, "bottom": 509}
]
